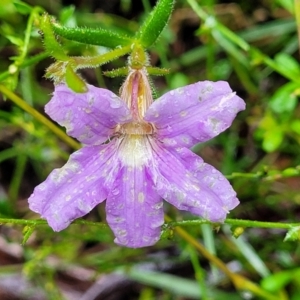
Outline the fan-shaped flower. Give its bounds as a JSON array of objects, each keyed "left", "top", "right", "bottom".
[{"left": 28, "top": 68, "right": 245, "bottom": 248}]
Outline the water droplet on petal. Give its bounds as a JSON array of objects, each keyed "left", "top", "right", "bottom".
[
  {"left": 111, "top": 188, "right": 120, "bottom": 195},
  {"left": 167, "top": 125, "right": 172, "bottom": 132},
  {"left": 110, "top": 96, "right": 122, "bottom": 108}
]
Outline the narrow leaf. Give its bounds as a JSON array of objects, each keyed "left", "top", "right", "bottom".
[
  {"left": 40, "top": 14, "right": 69, "bottom": 61},
  {"left": 22, "top": 225, "right": 35, "bottom": 245},
  {"left": 261, "top": 271, "right": 294, "bottom": 292},
  {"left": 284, "top": 226, "right": 300, "bottom": 242},
  {"left": 65, "top": 65, "right": 87, "bottom": 93},
  {"left": 13, "top": 0, "right": 33, "bottom": 15},
  {"left": 269, "top": 82, "right": 298, "bottom": 114},
  {"left": 136, "top": 0, "right": 175, "bottom": 47},
  {"left": 51, "top": 21, "right": 134, "bottom": 48}
]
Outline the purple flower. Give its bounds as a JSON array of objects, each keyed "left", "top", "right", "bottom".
[{"left": 28, "top": 69, "right": 245, "bottom": 248}]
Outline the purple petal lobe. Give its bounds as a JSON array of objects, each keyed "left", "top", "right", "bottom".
[
  {"left": 145, "top": 81, "right": 245, "bottom": 148},
  {"left": 45, "top": 84, "right": 132, "bottom": 145},
  {"left": 149, "top": 140, "right": 239, "bottom": 222},
  {"left": 106, "top": 138, "right": 164, "bottom": 248},
  {"left": 28, "top": 141, "right": 120, "bottom": 231},
  {"left": 176, "top": 147, "right": 239, "bottom": 211}
]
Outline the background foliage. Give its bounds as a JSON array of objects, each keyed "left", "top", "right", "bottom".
[{"left": 0, "top": 0, "right": 300, "bottom": 299}]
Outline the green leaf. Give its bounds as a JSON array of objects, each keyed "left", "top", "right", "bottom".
[
  {"left": 224, "top": 225, "right": 270, "bottom": 278},
  {"left": 65, "top": 65, "right": 87, "bottom": 93},
  {"left": 169, "top": 73, "right": 189, "bottom": 90},
  {"left": 119, "top": 269, "right": 241, "bottom": 300},
  {"left": 211, "top": 29, "right": 250, "bottom": 69},
  {"left": 59, "top": 5, "right": 76, "bottom": 26},
  {"left": 290, "top": 119, "right": 300, "bottom": 135},
  {"left": 274, "top": 53, "right": 300, "bottom": 78},
  {"left": 262, "top": 128, "right": 284, "bottom": 152},
  {"left": 103, "top": 67, "right": 128, "bottom": 78},
  {"left": 269, "top": 82, "right": 298, "bottom": 114},
  {"left": 261, "top": 270, "right": 294, "bottom": 292},
  {"left": 284, "top": 226, "right": 300, "bottom": 242},
  {"left": 259, "top": 113, "right": 284, "bottom": 152},
  {"left": 51, "top": 21, "right": 134, "bottom": 48},
  {"left": 5, "top": 35, "right": 24, "bottom": 47},
  {"left": 136, "top": 0, "right": 175, "bottom": 47},
  {"left": 282, "top": 167, "right": 299, "bottom": 177},
  {"left": 275, "top": 0, "right": 294, "bottom": 14},
  {"left": 22, "top": 225, "right": 36, "bottom": 245},
  {"left": 40, "top": 14, "right": 69, "bottom": 61},
  {"left": 13, "top": 0, "right": 32, "bottom": 15}
]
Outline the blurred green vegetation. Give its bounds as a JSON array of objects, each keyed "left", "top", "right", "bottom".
[{"left": 0, "top": 0, "right": 300, "bottom": 299}]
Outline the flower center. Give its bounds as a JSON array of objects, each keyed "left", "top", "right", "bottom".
[
  {"left": 118, "top": 134, "right": 152, "bottom": 167},
  {"left": 118, "top": 67, "right": 155, "bottom": 136},
  {"left": 120, "top": 122, "right": 154, "bottom": 135}
]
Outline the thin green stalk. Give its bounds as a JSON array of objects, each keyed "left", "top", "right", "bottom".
[
  {"left": 228, "top": 55, "right": 258, "bottom": 95},
  {"left": 142, "top": 0, "right": 152, "bottom": 13},
  {"left": 72, "top": 45, "right": 132, "bottom": 69},
  {"left": 226, "top": 166, "right": 300, "bottom": 181},
  {"left": 0, "top": 148, "right": 20, "bottom": 163},
  {"left": 0, "top": 218, "right": 108, "bottom": 229},
  {"left": 17, "top": 6, "right": 44, "bottom": 66},
  {"left": 8, "top": 153, "right": 27, "bottom": 208},
  {"left": 201, "top": 224, "right": 218, "bottom": 280},
  {"left": 0, "top": 53, "right": 48, "bottom": 82},
  {"left": 164, "top": 215, "right": 282, "bottom": 300},
  {"left": 187, "top": 246, "right": 209, "bottom": 300},
  {"left": 205, "top": 35, "right": 215, "bottom": 79},
  {"left": 169, "top": 218, "right": 299, "bottom": 230},
  {"left": 226, "top": 171, "right": 264, "bottom": 179},
  {"left": 0, "top": 84, "right": 80, "bottom": 150},
  {"left": 295, "top": 0, "right": 300, "bottom": 57},
  {"left": 1, "top": 217, "right": 298, "bottom": 231}
]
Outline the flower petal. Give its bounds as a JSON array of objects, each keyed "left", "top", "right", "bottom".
[
  {"left": 106, "top": 164, "right": 164, "bottom": 248},
  {"left": 145, "top": 81, "right": 245, "bottom": 148},
  {"left": 176, "top": 147, "right": 239, "bottom": 211},
  {"left": 149, "top": 140, "right": 238, "bottom": 222},
  {"left": 45, "top": 84, "right": 132, "bottom": 145},
  {"left": 28, "top": 141, "right": 120, "bottom": 231}
]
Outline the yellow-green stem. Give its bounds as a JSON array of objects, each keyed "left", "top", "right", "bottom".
[
  {"left": 164, "top": 215, "right": 281, "bottom": 300},
  {"left": 295, "top": 0, "right": 300, "bottom": 57},
  {"left": 0, "top": 84, "right": 80, "bottom": 150}
]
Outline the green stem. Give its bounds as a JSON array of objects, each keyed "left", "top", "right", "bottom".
[
  {"left": 0, "top": 147, "right": 20, "bottom": 163},
  {"left": 188, "top": 246, "right": 209, "bottom": 300},
  {"left": 226, "top": 166, "right": 300, "bottom": 181},
  {"left": 0, "top": 84, "right": 80, "bottom": 150},
  {"left": 0, "top": 218, "right": 108, "bottom": 229},
  {"left": 72, "top": 45, "right": 132, "bottom": 69},
  {"left": 0, "top": 52, "right": 48, "bottom": 82},
  {"left": 295, "top": 0, "right": 300, "bottom": 57},
  {"left": 8, "top": 153, "right": 27, "bottom": 208},
  {"left": 169, "top": 218, "right": 298, "bottom": 230},
  {"left": 17, "top": 6, "right": 44, "bottom": 66},
  {"left": 142, "top": 0, "right": 152, "bottom": 13},
  {"left": 0, "top": 217, "right": 297, "bottom": 231},
  {"left": 164, "top": 215, "right": 281, "bottom": 300}
]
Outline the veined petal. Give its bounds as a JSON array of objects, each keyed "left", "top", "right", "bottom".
[
  {"left": 145, "top": 81, "right": 245, "bottom": 148},
  {"left": 149, "top": 140, "right": 238, "bottom": 222},
  {"left": 45, "top": 84, "right": 132, "bottom": 145},
  {"left": 176, "top": 147, "right": 239, "bottom": 211},
  {"left": 106, "top": 137, "right": 164, "bottom": 248},
  {"left": 28, "top": 141, "right": 120, "bottom": 231}
]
